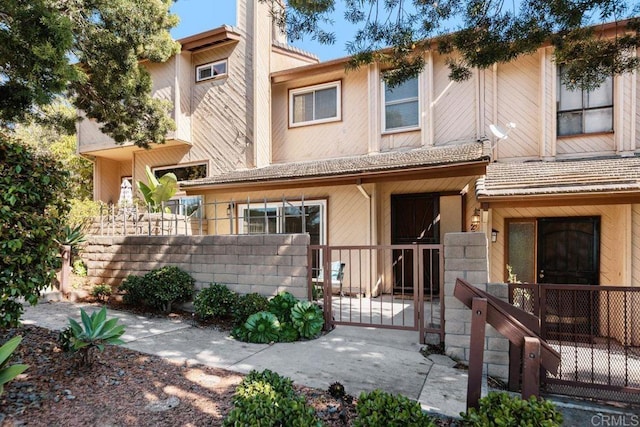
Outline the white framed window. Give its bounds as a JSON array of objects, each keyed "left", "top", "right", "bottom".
[
  {"left": 237, "top": 200, "right": 326, "bottom": 245},
  {"left": 557, "top": 70, "right": 613, "bottom": 136},
  {"left": 289, "top": 81, "right": 341, "bottom": 127},
  {"left": 382, "top": 75, "right": 420, "bottom": 132},
  {"left": 196, "top": 59, "right": 228, "bottom": 82}
]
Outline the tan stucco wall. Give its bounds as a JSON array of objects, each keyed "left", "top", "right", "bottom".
[{"left": 94, "top": 158, "right": 132, "bottom": 204}]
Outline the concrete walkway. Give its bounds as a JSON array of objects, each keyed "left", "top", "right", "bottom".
[{"left": 21, "top": 301, "right": 638, "bottom": 425}]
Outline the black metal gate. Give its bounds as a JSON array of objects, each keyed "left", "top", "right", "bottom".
[
  {"left": 309, "top": 245, "right": 444, "bottom": 344},
  {"left": 509, "top": 283, "right": 640, "bottom": 403}
]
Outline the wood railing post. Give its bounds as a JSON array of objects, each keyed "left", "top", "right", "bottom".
[
  {"left": 522, "top": 336, "right": 541, "bottom": 399},
  {"left": 467, "top": 297, "right": 488, "bottom": 411},
  {"left": 508, "top": 343, "right": 521, "bottom": 391}
]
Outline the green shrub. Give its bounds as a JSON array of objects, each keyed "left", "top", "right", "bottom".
[
  {"left": 244, "top": 311, "right": 281, "bottom": 344},
  {"left": 239, "top": 369, "right": 296, "bottom": 397},
  {"left": 67, "top": 198, "right": 102, "bottom": 229},
  {"left": 120, "top": 266, "right": 194, "bottom": 313},
  {"left": 137, "top": 165, "right": 177, "bottom": 213},
  {"left": 58, "top": 326, "right": 74, "bottom": 352},
  {"left": 460, "top": 392, "right": 562, "bottom": 427},
  {"left": 193, "top": 283, "right": 238, "bottom": 320},
  {"left": 231, "top": 293, "right": 269, "bottom": 327},
  {"left": 91, "top": 284, "right": 112, "bottom": 302},
  {"left": 268, "top": 291, "right": 299, "bottom": 324},
  {"left": 1, "top": 136, "right": 71, "bottom": 328},
  {"left": 120, "top": 274, "right": 147, "bottom": 306},
  {"left": 0, "top": 336, "right": 29, "bottom": 395},
  {"left": 278, "top": 322, "right": 300, "bottom": 343},
  {"left": 67, "top": 307, "right": 126, "bottom": 366},
  {"left": 291, "top": 301, "right": 324, "bottom": 339},
  {"left": 230, "top": 325, "right": 249, "bottom": 341},
  {"left": 223, "top": 369, "right": 322, "bottom": 427},
  {"left": 73, "top": 259, "right": 87, "bottom": 276},
  {"left": 354, "top": 389, "right": 435, "bottom": 427}
]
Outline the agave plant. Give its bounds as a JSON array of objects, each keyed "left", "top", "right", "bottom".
[
  {"left": 244, "top": 311, "right": 281, "bottom": 344},
  {"left": 268, "top": 291, "right": 299, "bottom": 324},
  {"left": 68, "top": 307, "right": 126, "bottom": 366},
  {"left": 54, "top": 224, "right": 87, "bottom": 257},
  {"left": 0, "top": 336, "right": 28, "bottom": 395},
  {"left": 291, "top": 301, "right": 324, "bottom": 339}
]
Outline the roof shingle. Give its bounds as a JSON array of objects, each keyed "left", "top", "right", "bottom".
[
  {"left": 182, "top": 141, "right": 489, "bottom": 188},
  {"left": 476, "top": 156, "right": 640, "bottom": 199}
]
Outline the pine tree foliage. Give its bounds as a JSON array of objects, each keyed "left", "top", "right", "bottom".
[
  {"left": 262, "top": 0, "right": 640, "bottom": 89},
  {"left": 0, "top": 0, "right": 179, "bottom": 147}
]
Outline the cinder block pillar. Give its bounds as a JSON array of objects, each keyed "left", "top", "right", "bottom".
[{"left": 443, "top": 232, "right": 509, "bottom": 381}]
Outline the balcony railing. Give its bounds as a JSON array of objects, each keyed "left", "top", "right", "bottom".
[{"left": 84, "top": 196, "right": 311, "bottom": 237}]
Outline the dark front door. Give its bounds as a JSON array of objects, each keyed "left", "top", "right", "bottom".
[
  {"left": 391, "top": 193, "right": 440, "bottom": 295},
  {"left": 537, "top": 217, "right": 600, "bottom": 340}
]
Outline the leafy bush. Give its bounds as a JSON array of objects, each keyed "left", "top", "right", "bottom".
[
  {"left": 278, "top": 322, "right": 300, "bottom": 343},
  {"left": 460, "top": 392, "right": 563, "bottom": 427},
  {"left": 73, "top": 259, "right": 88, "bottom": 276},
  {"left": 0, "top": 136, "right": 71, "bottom": 327},
  {"left": 244, "top": 311, "right": 281, "bottom": 344},
  {"left": 67, "top": 198, "right": 102, "bottom": 229},
  {"left": 268, "top": 291, "right": 299, "bottom": 324},
  {"left": 91, "top": 284, "right": 112, "bottom": 302},
  {"left": 137, "top": 165, "right": 177, "bottom": 213},
  {"left": 59, "top": 326, "right": 75, "bottom": 352},
  {"left": 231, "top": 293, "right": 269, "bottom": 327},
  {"left": 291, "top": 301, "right": 324, "bottom": 339},
  {"left": 194, "top": 283, "right": 238, "bottom": 320},
  {"left": 223, "top": 369, "right": 321, "bottom": 427},
  {"left": 0, "top": 336, "right": 28, "bottom": 395},
  {"left": 239, "top": 369, "right": 296, "bottom": 397},
  {"left": 120, "top": 275, "right": 145, "bottom": 305},
  {"left": 120, "top": 266, "right": 194, "bottom": 313},
  {"left": 354, "top": 389, "right": 435, "bottom": 427},
  {"left": 67, "top": 307, "right": 126, "bottom": 366}
]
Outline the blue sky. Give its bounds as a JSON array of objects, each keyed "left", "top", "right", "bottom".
[{"left": 170, "top": 0, "right": 354, "bottom": 61}]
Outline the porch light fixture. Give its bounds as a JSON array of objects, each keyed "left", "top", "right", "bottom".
[
  {"left": 227, "top": 203, "right": 234, "bottom": 216},
  {"left": 491, "top": 229, "right": 499, "bottom": 243},
  {"left": 470, "top": 208, "right": 481, "bottom": 232}
]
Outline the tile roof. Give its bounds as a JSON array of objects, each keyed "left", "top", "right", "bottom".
[
  {"left": 476, "top": 156, "right": 640, "bottom": 199},
  {"left": 182, "top": 141, "right": 489, "bottom": 188}
]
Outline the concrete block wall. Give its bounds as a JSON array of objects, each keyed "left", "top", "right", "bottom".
[
  {"left": 81, "top": 234, "right": 310, "bottom": 299},
  {"left": 443, "top": 232, "right": 510, "bottom": 381}
]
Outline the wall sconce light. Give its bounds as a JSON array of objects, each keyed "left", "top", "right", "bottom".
[
  {"left": 491, "top": 229, "right": 499, "bottom": 243},
  {"left": 227, "top": 203, "right": 234, "bottom": 216},
  {"left": 470, "top": 208, "right": 481, "bottom": 232}
]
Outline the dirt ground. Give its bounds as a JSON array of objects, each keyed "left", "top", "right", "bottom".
[{"left": 1, "top": 300, "right": 457, "bottom": 427}]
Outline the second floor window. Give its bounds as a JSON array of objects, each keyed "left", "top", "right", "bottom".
[
  {"left": 383, "top": 76, "right": 419, "bottom": 132},
  {"left": 557, "top": 71, "right": 613, "bottom": 136},
  {"left": 289, "top": 81, "right": 341, "bottom": 127},
  {"left": 196, "top": 59, "right": 227, "bottom": 82}
]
